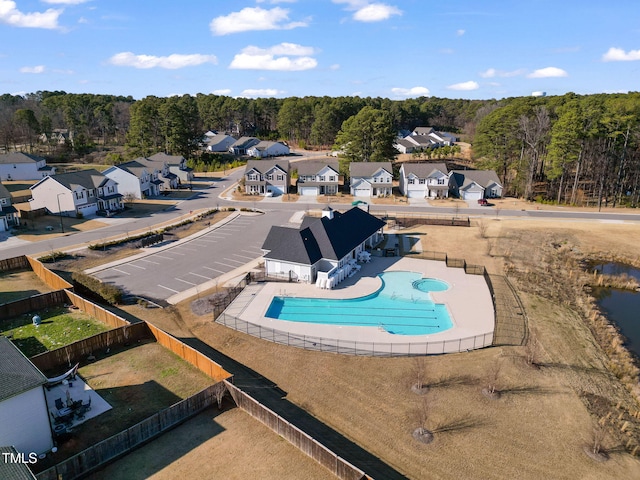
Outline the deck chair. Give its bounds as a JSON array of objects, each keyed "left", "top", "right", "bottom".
[{"left": 55, "top": 398, "right": 64, "bottom": 410}]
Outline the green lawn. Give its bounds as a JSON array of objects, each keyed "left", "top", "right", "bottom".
[{"left": 0, "top": 307, "right": 110, "bottom": 357}]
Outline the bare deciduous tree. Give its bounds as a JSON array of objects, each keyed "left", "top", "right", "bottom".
[
  {"left": 212, "top": 382, "right": 227, "bottom": 410},
  {"left": 477, "top": 219, "right": 488, "bottom": 239},
  {"left": 525, "top": 332, "right": 540, "bottom": 367},
  {"left": 482, "top": 358, "right": 502, "bottom": 399},
  {"left": 410, "top": 356, "right": 428, "bottom": 394},
  {"left": 412, "top": 397, "right": 434, "bottom": 444}
]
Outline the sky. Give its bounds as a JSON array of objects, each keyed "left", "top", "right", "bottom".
[{"left": 1, "top": 0, "right": 640, "bottom": 100}]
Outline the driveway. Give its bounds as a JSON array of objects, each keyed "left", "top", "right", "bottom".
[{"left": 92, "top": 210, "right": 292, "bottom": 304}]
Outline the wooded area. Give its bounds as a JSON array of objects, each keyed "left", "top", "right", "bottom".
[{"left": 2, "top": 90, "right": 639, "bottom": 207}]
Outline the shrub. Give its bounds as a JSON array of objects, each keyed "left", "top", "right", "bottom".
[
  {"left": 38, "top": 251, "right": 67, "bottom": 263},
  {"left": 72, "top": 271, "right": 123, "bottom": 304}
]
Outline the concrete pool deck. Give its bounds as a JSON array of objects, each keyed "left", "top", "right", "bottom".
[{"left": 221, "top": 256, "right": 495, "bottom": 355}]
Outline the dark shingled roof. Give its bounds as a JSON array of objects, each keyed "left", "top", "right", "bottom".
[
  {"left": 349, "top": 162, "right": 393, "bottom": 178},
  {"left": 36, "top": 169, "right": 110, "bottom": 191},
  {"left": 263, "top": 207, "right": 385, "bottom": 263},
  {"left": 245, "top": 159, "right": 290, "bottom": 174},
  {"left": 296, "top": 160, "right": 339, "bottom": 176},
  {"left": 0, "top": 447, "right": 37, "bottom": 480},
  {"left": 0, "top": 337, "right": 47, "bottom": 403},
  {"left": 0, "top": 152, "right": 45, "bottom": 165}
]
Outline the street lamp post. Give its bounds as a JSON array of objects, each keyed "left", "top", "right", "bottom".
[{"left": 56, "top": 193, "right": 65, "bottom": 233}]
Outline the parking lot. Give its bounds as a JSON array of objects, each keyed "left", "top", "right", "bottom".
[{"left": 93, "top": 211, "right": 292, "bottom": 303}]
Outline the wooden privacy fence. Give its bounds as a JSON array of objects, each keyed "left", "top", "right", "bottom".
[
  {"left": 30, "top": 322, "right": 151, "bottom": 373},
  {"left": 64, "top": 290, "right": 130, "bottom": 329},
  {"left": 36, "top": 384, "right": 220, "bottom": 480},
  {"left": 0, "top": 255, "right": 30, "bottom": 272},
  {"left": 0, "top": 290, "right": 68, "bottom": 321},
  {"left": 27, "top": 256, "right": 73, "bottom": 290},
  {"left": 225, "top": 382, "right": 370, "bottom": 480},
  {"left": 146, "top": 322, "right": 232, "bottom": 382}
]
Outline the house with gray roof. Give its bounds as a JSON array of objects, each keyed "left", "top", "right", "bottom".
[
  {"left": 349, "top": 162, "right": 393, "bottom": 197},
  {"left": 102, "top": 160, "right": 164, "bottom": 199},
  {"left": 246, "top": 141, "right": 290, "bottom": 158},
  {"left": 0, "top": 152, "right": 55, "bottom": 181},
  {"left": 30, "top": 169, "right": 123, "bottom": 217},
  {"left": 204, "top": 133, "right": 236, "bottom": 153},
  {"left": 296, "top": 161, "right": 340, "bottom": 196},
  {"left": 261, "top": 206, "right": 385, "bottom": 284},
  {"left": 0, "top": 337, "right": 55, "bottom": 457},
  {"left": 243, "top": 159, "right": 290, "bottom": 196},
  {"left": 449, "top": 170, "right": 503, "bottom": 201},
  {"left": 399, "top": 162, "right": 450, "bottom": 198},
  {"left": 0, "top": 182, "right": 20, "bottom": 231},
  {"left": 148, "top": 152, "right": 194, "bottom": 185},
  {"left": 229, "top": 136, "right": 260, "bottom": 156}
]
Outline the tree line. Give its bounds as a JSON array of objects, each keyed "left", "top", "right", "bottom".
[{"left": 2, "top": 89, "right": 640, "bottom": 207}]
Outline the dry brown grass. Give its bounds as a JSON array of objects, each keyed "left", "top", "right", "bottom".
[{"left": 0, "top": 269, "right": 54, "bottom": 304}]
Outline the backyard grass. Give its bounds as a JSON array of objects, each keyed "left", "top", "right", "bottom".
[
  {"left": 0, "top": 307, "right": 110, "bottom": 357},
  {"left": 0, "top": 269, "right": 53, "bottom": 304}
]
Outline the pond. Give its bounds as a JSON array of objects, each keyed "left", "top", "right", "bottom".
[{"left": 592, "top": 263, "right": 640, "bottom": 357}]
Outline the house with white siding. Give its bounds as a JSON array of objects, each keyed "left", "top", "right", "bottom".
[
  {"left": 261, "top": 207, "right": 385, "bottom": 284},
  {"left": 30, "top": 169, "right": 123, "bottom": 217},
  {"left": 399, "top": 163, "right": 450, "bottom": 198},
  {"left": 349, "top": 162, "right": 393, "bottom": 197},
  {"left": 102, "top": 160, "right": 163, "bottom": 199},
  {"left": 204, "top": 133, "right": 236, "bottom": 152},
  {"left": 0, "top": 337, "right": 55, "bottom": 457},
  {"left": 296, "top": 161, "right": 340, "bottom": 196},
  {"left": 148, "top": 152, "right": 194, "bottom": 185},
  {"left": 229, "top": 137, "right": 260, "bottom": 155},
  {"left": 0, "top": 182, "right": 20, "bottom": 231},
  {"left": 246, "top": 141, "right": 290, "bottom": 158},
  {"left": 0, "top": 153, "right": 55, "bottom": 181},
  {"left": 243, "top": 159, "right": 290, "bottom": 196}
]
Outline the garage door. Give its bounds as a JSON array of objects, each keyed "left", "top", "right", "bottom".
[
  {"left": 299, "top": 186, "right": 317, "bottom": 196},
  {"left": 463, "top": 191, "right": 483, "bottom": 201},
  {"left": 354, "top": 187, "right": 371, "bottom": 197},
  {"left": 407, "top": 190, "right": 424, "bottom": 199}
]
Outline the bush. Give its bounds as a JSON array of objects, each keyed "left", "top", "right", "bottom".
[
  {"left": 72, "top": 271, "right": 123, "bottom": 304},
  {"left": 38, "top": 251, "right": 67, "bottom": 263},
  {"left": 76, "top": 211, "right": 84, "bottom": 219}
]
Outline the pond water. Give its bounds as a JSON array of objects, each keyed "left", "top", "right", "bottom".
[{"left": 592, "top": 263, "right": 640, "bottom": 357}]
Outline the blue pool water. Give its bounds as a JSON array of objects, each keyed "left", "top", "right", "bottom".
[{"left": 265, "top": 271, "right": 452, "bottom": 336}]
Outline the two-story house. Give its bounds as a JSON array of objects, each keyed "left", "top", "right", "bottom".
[
  {"left": 243, "top": 159, "right": 290, "bottom": 196},
  {"left": 349, "top": 162, "right": 394, "bottom": 197},
  {"left": 30, "top": 169, "right": 123, "bottom": 217},
  {"left": 449, "top": 170, "right": 503, "bottom": 201},
  {"left": 0, "top": 182, "right": 20, "bottom": 231},
  {"left": 229, "top": 137, "right": 261, "bottom": 156},
  {"left": 399, "top": 163, "right": 450, "bottom": 198},
  {"left": 296, "top": 161, "right": 340, "bottom": 196},
  {"left": 102, "top": 160, "right": 163, "bottom": 199},
  {"left": 0, "top": 152, "right": 56, "bottom": 181},
  {"left": 148, "top": 153, "right": 194, "bottom": 185}
]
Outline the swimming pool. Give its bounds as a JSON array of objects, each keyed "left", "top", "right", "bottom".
[{"left": 265, "top": 271, "right": 452, "bottom": 335}]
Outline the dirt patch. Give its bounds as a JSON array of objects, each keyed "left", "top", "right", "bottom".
[{"left": 0, "top": 269, "right": 54, "bottom": 303}]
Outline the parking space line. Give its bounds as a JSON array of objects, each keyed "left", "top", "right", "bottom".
[
  {"left": 202, "top": 266, "right": 225, "bottom": 274},
  {"left": 175, "top": 247, "right": 198, "bottom": 252},
  {"left": 169, "top": 251, "right": 185, "bottom": 256},
  {"left": 214, "top": 261, "right": 239, "bottom": 268},
  {"left": 153, "top": 254, "right": 175, "bottom": 260},
  {"left": 189, "top": 273, "right": 212, "bottom": 280},
  {"left": 242, "top": 249, "right": 263, "bottom": 254},
  {"left": 158, "top": 284, "right": 180, "bottom": 293},
  {"left": 138, "top": 258, "right": 160, "bottom": 265},
  {"left": 127, "top": 263, "right": 146, "bottom": 269},
  {"left": 222, "top": 258, "right": 245, "bottom": 265},
  {"left": 232, "top": 253, "right": 257, "bottom": 260},
  {"left": 211, "top": 231, "right": 233, "bottom": 236},
  {"left": 111, "top": 268, "right": 131, "bottom": 275},
  {"left": 175, "top": 278, "right": 196, "bottom": 286}
]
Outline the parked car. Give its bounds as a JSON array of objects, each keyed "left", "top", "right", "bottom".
[{"left": 477, "top": 198, "right": 489, "bottom": 206}]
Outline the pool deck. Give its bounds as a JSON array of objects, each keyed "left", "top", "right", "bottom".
[{"left": 223, "top": 256, "right": 495, "bottom": 354}]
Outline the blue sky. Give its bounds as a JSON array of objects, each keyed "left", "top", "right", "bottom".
[{"left": 1, "top": 0, "right": 639, "bottom": 100}]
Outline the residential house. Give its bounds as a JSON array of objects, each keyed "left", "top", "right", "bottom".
[
  {"left": 30, "top": 169, "right": 123, "bottom": 217},
  {"left": 296, "top": 161, "right": 340, "bottom": 196},
  {"left": 39, "top": 128, "right": 72, "bottom": 146},
  {"left": 243, "top": 159, "right": 290, "bottom": 196},
  {"left": 102, "top": 160, "right": 164, "bottom": 199},
  {"left": 0, "top": 337, "right": 55, "bottom": 457},
  {"left": 246, "top": 141, "right": 290, "bottom": 158},
  {"left": 205, "top": 133, "right": 236, "bottom": 153},
  {"left": 148, "top": 152, "right": 194, "bottom": 185},
  {"left": 393, "top": 137, "right": 418, "bottom": 154},
  {"left": 0, "top": 182, "right": 20, "bottom": 231},
  {"left": 449, "top": 170, "right": 503, "bottom": 201},
  {"left": 0, "top": 153, "right": 56, "bottom": 181},
  {"left": 129, "top": 156, "right": 178, "bottom": 190},
  {"left": 349, "top": 162, "right": 394, "bottom": 197},
  {"left": 409, "top": 127, "right": 458, "bottom": 147},
  {"left": 229, "top": 136, "right": 260, "bottom": 155},
  {"left": 399, "top": 163, "right": 450, "bottom": 198},
  {"left": 261, "top": 206, "right": 385, "bottom": 284}
]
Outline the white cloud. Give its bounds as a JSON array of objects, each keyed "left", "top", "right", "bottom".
[
  {"left": 480, "top": 68, "right": 526, "bottom": 78},
  {"left": 20, "top": 65, "right": 46, "bottom": 74},
  {"left": 456, "top": 29, "right": 465, "bottom": 36},
  {"left": 333, "top": 1, "right": 402, "bottom": 22},
  {"left": 109, "top": 52, "right": 218, "bottom": 69},
  {"left": 210, "top": 7, "right": 307, "bottom": 35},
  {"left": 212, "top": 89, "right": 232, "bottom": 95},
  {"left": 447, "top": 80, "right": 479, "bottom": 91},
  {"left": 240, "top": 88, "right": 283, "bottom": 97},
  {"left": 391, "top": 86, "right": 430, "bottom": 97},
  {"left": 230, "top": 43, "right": 318, "bottom": 71},
  {"left": 329, "top": 64, "right": 340, "bottom": 70},
  {"left": 0, "top": 1, "right": 62, "bottom": 29},
  {"left": 527, "top": 67, "right": 568, "bottom": 78},
  {"left": 42, "top": 0, "right": 89, "bottom": 4},
  {"left": 602, "top": 47, "right": 640, "bottom": 62}
]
